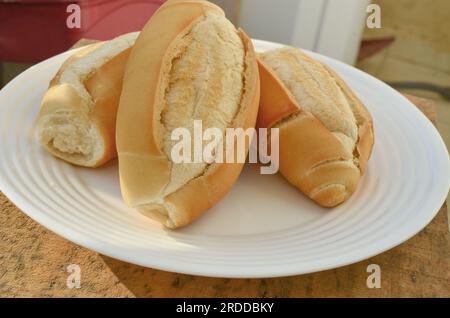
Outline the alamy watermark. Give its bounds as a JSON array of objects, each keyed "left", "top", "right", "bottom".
[
  {"left": 366, "top": 264, "right": 381, "bottom": 289},
  {"left": 66, "top": 4, "right": 81, "bottom": 29},
  {"left": 66, "top": 264, "right": 81, "bottom": 289},
  {"left": 66, "top": 3, "right": 382, "bottom": 30},
  {"left": 171, "top": 120, "right": 279, "bottom": 175},
  {"left": 366, "top": 4, "right": 381, "bottom": 29}
]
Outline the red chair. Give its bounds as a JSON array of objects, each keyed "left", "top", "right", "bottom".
[{"left": 0, "top": 0, "right": 164, "bottom": 63}]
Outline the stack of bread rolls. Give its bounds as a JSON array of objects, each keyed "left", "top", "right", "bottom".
[{"left": 37, "top": 0, "right": 374, "bottom": 229}]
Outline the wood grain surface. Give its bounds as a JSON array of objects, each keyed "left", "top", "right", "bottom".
[{"left": 0, "top": 42, "right": 448, "bottom": 297}]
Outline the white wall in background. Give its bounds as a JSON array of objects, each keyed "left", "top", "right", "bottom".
[
  {"left": 237, "top": 0, "right": 301, "bottom": 45},
  {"left": 236, "top": 0, "right": 371, "bottom": 65}
]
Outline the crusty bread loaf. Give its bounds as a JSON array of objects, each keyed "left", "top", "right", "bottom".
[
  {"left": 258, "top": 47, "right": 374, "bottom": 207},
  {"left": 116, "top": 0, "right": 260, "bottom": 229},
  {"left": 37, "top": 32, "right": 138, "bottom": 167}
]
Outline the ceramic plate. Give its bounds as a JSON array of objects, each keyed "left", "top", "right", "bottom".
[{"left": 0, "top": 39, "right": 449, "bottom": 278}]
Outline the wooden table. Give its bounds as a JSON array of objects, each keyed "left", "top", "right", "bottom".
[{"left": 0, "top": 42, "right": 448, "bottom": 297}]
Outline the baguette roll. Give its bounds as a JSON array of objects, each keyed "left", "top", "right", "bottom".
[
  {"left": 117, "top": 0, "right": 260, "bottom": 229},
  {"left": 37, "top": 32, "right": 138, "bottom": 167},
  {"left": 258, "top": 48, "right": 374, "bottom": 207}
]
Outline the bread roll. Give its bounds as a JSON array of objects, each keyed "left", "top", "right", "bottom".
[
  {"left": 116, "top": 0, "right": 260, "bottom": 229},
  {"left": 258, "top": 47, "right": 374, "bottom": 207},
  {"left": 37, "top": 32, "right": 138, "bottom": 167}
]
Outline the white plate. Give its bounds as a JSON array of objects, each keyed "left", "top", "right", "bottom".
[{"left": 0, "top": 40, "right": 449, "bottom": 278}]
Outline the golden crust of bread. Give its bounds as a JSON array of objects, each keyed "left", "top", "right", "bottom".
[
  {"left": 117, "top": 0, "right": 260, "bottom": 228},
  {"left": 321, "top": 64, "right": 374, "bottom": 174},
  {"left": 256, "top": 57, "right": 298, "bottom": 129},
  {"left": 84, "top": 47, "right": 132, "bottom": 166},
  {"left": 257, "top": 50, "right": 374, "bottom": 207}
]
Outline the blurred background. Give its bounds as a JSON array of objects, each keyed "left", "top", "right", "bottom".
[{"left": 1, "top": 0, "right": 449, "bottom": 205}]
